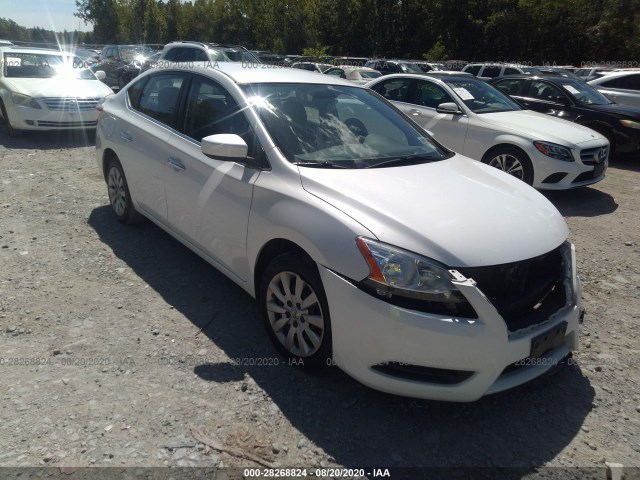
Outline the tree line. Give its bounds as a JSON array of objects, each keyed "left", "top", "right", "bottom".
[
  {"left": 0, "top": 17, "right": 92, "bottom": 46},
  {"left": 4, "top": 0, "right": 640, "bottom": 65}
]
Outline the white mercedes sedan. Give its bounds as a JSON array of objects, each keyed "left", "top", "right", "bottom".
[
  {"left": 95, "top": 63, "right": 582, "bottom": 401},
  {"left": 367, "top": 73, "right": 609, "bottom": 189},
  {"left": 0, "top": 46, "right": 113, "bottom": 136}
]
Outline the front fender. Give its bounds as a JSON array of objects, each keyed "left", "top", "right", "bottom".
[{"left": 246, "top": 171, "right": 373, "bottom": 297}]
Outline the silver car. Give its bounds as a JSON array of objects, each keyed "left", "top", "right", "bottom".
[
  {"left": 588, "top": 70, "right": 640, "bottom": 108},
  {"left": 95, "top": 63, "right": 581, "bottom": 401}
]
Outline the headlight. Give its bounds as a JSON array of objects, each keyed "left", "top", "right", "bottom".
[
  {"left": 533, "top": 141, "right": 573, "bottom": 161},
  {"left": 356, "top": 237, "right": 466, "bottom": 304},
  {"left": 11, "top": 93, "right": 41, "bottom": 109},
  {"left": 620, "top": 119, "right": 640, "bottom": 130}
]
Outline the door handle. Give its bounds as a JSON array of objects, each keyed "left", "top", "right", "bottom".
[
  {"left": 120, "top": 131, "right": 132, "bottom": 142},
  {"left": 168, "top": 157, "right": 186, "bottom": 171},
  {"left": 408, "top": 109, "right": 421, "bottom": 116}
]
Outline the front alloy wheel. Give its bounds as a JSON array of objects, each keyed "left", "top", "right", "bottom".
[
  {"left": 260, "top": 254, "right": 332, "bottom": 368},
  {"left": 0, "top": 101, "right": 22, "bottom": 137},
  {"left": 483, "top": 147, "right": 533, "bottom": 185}
]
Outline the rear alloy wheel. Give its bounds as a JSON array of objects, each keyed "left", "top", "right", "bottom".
[
  {"left": 260, "top": 254, "right": 332, "bottom": 368},
  {"left": 483, "top": 147, "right": 533, "bottom": 185},
  {"left": 106, "top": 157, "right": 143, "bottom": 224}
]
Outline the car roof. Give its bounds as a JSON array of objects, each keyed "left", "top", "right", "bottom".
[
  {"left": 592, "top": 70, "right": 640, "bottom": 78},
  {"left": 425, "top": 71, "right": 474, "bottom": 77},
  {"left": 330, "top": 65, "right": 378, "bottom": 72},
  {"left": 165, "top": 41, "right": 249, "bottom": 50},
  {"left": 148, "top": 62, "right": 359, "bottom": 86},
  {"left": 369, "top": 73, "right": 479, "bottom": 83},
  {"left": 489, "top": 74, "right": 575, "bottom": 82}
]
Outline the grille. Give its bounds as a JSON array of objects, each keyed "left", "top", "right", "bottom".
[
  {"left": 42, "top": 97, "right": 102, "bottom": 111},
  {"left": 37, "top": 120, "right": 97, "bottom": 127},
  {"left": 579, "top": 146, "right": 608, "bottom": 166},
  {"left": 456, "top": 246, "right": 567, "bottom": 332}
]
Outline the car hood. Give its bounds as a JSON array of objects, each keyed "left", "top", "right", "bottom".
[
  {"left": 299, "top": 155, "right": 568, "bottom": 268},
  {"left": 479, "top": 110, "right": 604, "bottom": 146},
  {"left": 589, "top": 102, "right": 640, "bottom": 118},
  {"left": 2, "top": 77, "right": 113, "bottom": 98}
]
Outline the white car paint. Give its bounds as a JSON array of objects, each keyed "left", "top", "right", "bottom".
[
  {"left": 96, "top": 63, "right": 581, "bottom": 401},
  {"left": 366, "top": 73, "right": 609, "bottom": 190},
  {"left": 0, "top": 46, "right": 114, "bottom": 133}
]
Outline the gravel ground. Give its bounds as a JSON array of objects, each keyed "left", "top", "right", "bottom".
[{"left": 0, "top": 126, "right": 639, "bottom": 479}]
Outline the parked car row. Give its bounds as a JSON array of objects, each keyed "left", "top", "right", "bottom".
[
  {"left": 367, "top": 73, "right": 610, "bottom": 189},
  {"left": 4, "top": 39, "right": 637, "bottom": 401}
]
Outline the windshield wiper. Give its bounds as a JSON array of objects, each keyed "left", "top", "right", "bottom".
[
  {"left": 365, "top": 154, "right": 437, "bottom": 169},
  {"left": 293, "top": 160, "right": 348, "bottom": 169}
]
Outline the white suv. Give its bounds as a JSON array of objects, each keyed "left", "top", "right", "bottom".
[{"left": 158, "top": 41, "right": 260, "bottom": 65}]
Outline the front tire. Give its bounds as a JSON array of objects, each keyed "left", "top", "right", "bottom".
[
  {"left": 482, "top": 146, "right": 533, "bottom": 185},
  {"left": 106, "top": 157, "right": 143, "bottom": 224},
  {"left": 259, "top": 254, "right": 332, "bottom": 368},
  {"left": 0, "top": 101, "right": 22, "bottom": 137}
]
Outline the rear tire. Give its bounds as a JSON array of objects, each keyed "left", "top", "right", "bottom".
[{"left": 106, "top": 157, "right": 143, "bottom": 224}]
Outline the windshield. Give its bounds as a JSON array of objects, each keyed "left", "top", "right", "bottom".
[
  {"left": 444, "top": 78, "right": 521, "bottom": 113},
  {"left": 3, "top": 53, "right": 97, "bottom": 79},
  {"left": 120, "top": 46, "right": 156, "bottom": 62},
  {"left": 242, "top": 83, "right": 450, "bottom": 168},
  {"left": 558, "top": 80, "right": 612, "bottom": 105}
]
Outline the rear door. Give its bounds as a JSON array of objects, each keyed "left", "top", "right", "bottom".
[{"left": 119, "top": 72, "right": 188, "bottom": 222}]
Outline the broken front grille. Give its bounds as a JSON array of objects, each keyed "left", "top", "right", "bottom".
[{"left": 456, "top": 245, "right": 567, "bottom": 332}]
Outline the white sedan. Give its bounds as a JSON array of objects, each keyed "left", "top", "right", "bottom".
[
  {"left": 96, "top": 63, "right": 581, "bottom": 401},
  {"left": 367, "top": 73, "right": 609, "bottom": 189},
  {"left": 0, "top": 46, "right": 113, "bottom": 136}
]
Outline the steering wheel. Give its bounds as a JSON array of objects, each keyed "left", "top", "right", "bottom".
[{"left": 344, "top": 118, "right": 368, "bottom": 143}]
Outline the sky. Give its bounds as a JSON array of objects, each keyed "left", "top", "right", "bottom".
[{"left": 1, "top": 0, "right": 92, "bottom": 32}]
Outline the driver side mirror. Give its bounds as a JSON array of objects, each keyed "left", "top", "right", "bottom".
[
  {"left": 436, "top": 102, "right": 462, "bottom": 114},
  {"left": 94, "top": 70, "right": 106, "bottom": 80}
]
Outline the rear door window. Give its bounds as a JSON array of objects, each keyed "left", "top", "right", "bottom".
[
  {"left": 370, "top": 78, "right": 412, "bottom": 102},
  {"left": 134, "top": 73, "right": 187, "bottom": 129}
]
